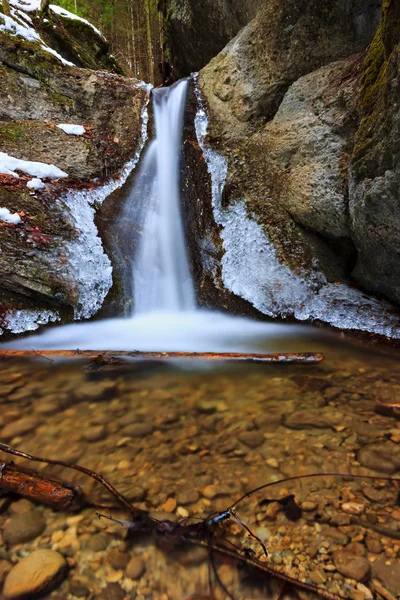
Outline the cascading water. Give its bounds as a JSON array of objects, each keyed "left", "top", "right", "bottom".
[
  {"left": 130, "top": 81, "right": 195, "bottom": 313},
  {"left": 3, "top": 80, "right": 316, "bottom": 352}
]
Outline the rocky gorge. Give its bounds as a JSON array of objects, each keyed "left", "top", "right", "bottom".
[{"left": 0, "top": 0, "right": 399, "bottom": 339}]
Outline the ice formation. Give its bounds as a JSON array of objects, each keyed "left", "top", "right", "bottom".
[
  {"left": 0, "top": 309, "right": 59, "bottom": 335},
  {"left": 193, "top": 74, "right": 400, "bottom": 339}
]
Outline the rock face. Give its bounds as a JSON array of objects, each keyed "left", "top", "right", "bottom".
[
  {"left": 0, "top": 3, "right": 150, "bottom": 333},
  {"left": 164, "top": 0, "right": 261, "bottom": 76},
  {"left": 186, "top": 0, "right": 400, "bottom": 334},
  {"left": 350, "top": 0, "right": 400, "bottom": 305}
]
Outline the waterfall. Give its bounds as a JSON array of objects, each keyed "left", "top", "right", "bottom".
[
  {"left": 4, "top": 79, "right": 314, "bottom": 352},
  {"left": 126, "top": 80, "right": 195, "bottom": 314}
]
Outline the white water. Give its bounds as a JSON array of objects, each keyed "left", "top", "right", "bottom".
[{"left": 131, "top": 80, "right": 195, "bottom": 313}]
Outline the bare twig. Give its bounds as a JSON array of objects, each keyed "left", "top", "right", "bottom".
[{"left": 0, "top": 443, "right": 146, "bottom": 519}]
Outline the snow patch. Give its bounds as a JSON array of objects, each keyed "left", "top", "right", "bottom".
[
  {"left": 50, "top": 4, "right": 104, "bottom": 39},
  {"left": 193, "top": 74, "right": 400, "bottom": 339},
  {"left": 0, "top": 12, "right": 39, "bottom": 41},
  {"left": 27, "top": 177, "right": 46, "bottom": 190},
  {"left": 10, "top": 0, "right": 40, "bottom": 12},
  {"left": 1, "top": 10, "right": 75, "bottom": 66},
  {"left": 0, "top": 207, "right": 21, "bottom": 224},
  {"left": 0, "top": 309, "right": 59, "bottom": 335},
  {"left": 0, "top": 152, "right": 68, "bottom": 179},
  {"left": 57, "top": 123, "right": 86, "bottom": 136}
]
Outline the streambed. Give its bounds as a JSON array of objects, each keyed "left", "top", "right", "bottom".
[{"left": 0, "top": 331, "right": 399, "bottom": 600}]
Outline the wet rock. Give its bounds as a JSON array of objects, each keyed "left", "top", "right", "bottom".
[
  {"left": 371, "top": 555, "right": 400, "bottom": 597},
  {"left": 291, "top": 376, "right": 329, "bottom": 392},
  {"left": 333, "top": 549, "right": 370, "bottom": 582},
  {"left": 202, "top": 484, "right": 231, "bottom": 500},
  {"left": 176, "top": 488, "right": 199, "bottom": 505},
  {"left": 3, "top": 549, "right": 67, "bottom": 599},
  {"left": 330, "top": 513, "right": 351, "bottom": 526},
  {"left": 372, "top": 579, "right": 397, "bottom": 600},
  {"left": 83, "top": 425, "right": 107, "bottom": 442},
  {"left": 107, "top": 550, "right": 129, "bottom": 570},
  {"left": 2, "top": 510, "right": 46, "bottom": 545},
  {"left": 309, "top": 569, "right": 327, "bottom": 585},
  {"left": 284, "top": 410, "right": 335, "bottom": 430},
  {"left": 341, "top": 502, "right": 365, "bottom": 516},
  {"left": 84, "top": 533, "right": 110, "bottom": 552},
  {"left": 126, "top": 556, "right": 145, "bottom": 580},
  {"left": 178, "top": 546, "right": 208, "bottom": 567},
  {"left": 324, "top": 387, "right": 342, "bottom": 402},
  {"left": 97, "top": 583, "right": 125, "bottom": 600},
  {"left": 1, "top": 417, "right": 39, "bottom": 440},
  {"left": 238, "top": 430, "right": 265, "bottom": 448},
  {"left": 0, "top": 560, "right": 12, "bottom": 586},
  {"left": 366, "top": 537, "right": 383, "bottom": 554},
  {"left": 123, "top": 423, "right": 154, "bottom": 437},
  {"left": 321, "top": 526, "right": 349, "bottom": 546},
  {"left": 358, "top": 444, "right": 400, "bottom": 474}
]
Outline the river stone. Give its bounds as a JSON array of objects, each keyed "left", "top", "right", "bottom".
[
  {"left": 123, "top": 422, "right": 154, "bottom": 437},
  {"left": 126, "top": 556, "right": 145, "bottom": 580},
  {"left": 0, "top": 417, "right": 39, "bottom": 440},
  {"left": 3, "top": 549, "right": 67, "bottom": 599},
  {"left": 357, "top": 443, "right": 400, "bottom": 474},
  {"left": 2, "top": 510, "right": 46, "bottom": 545},
  {"left": 371, "top": 555, "right": 400, "bottom": 597},
  {"left": 284, "top": 410, "right": 335, "bottom": 430},
  {"left": 238, "top": 430, "right": 265, "bottom": 448},
  {"left": 333, "top": 550, "right": 370, "bottom": 582},
  {"left": 97, "top": 583, "right": 125, "bottom": 600}
]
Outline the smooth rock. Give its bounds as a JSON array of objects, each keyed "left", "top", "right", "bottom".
[
  {"left": 2, "top": 510, "right": 46, "bottom": 545},
  {"left": 333, "top": 549, "right": 370, "bottom": 582},
  {"left": 1, "top": 417, "right": 39, "bottom": 440},
  {"left": 371, "top": 555, "right": 400, "bottom": 597},
  {"left": 3, "top": 549, "right": 67, "bottom": 599},
  {"left": 358, "top": 444, "right": 400, "bottom": 474},
  {"left": 97, "top": 583, "right": 125, "bottom": 600},
  {"left": 238, "top": 430, "right": 265, "bottom": 448},
  {"left": 83, "top": 425, "right": 106, "bottom": 442},
  {"left": 126, "top": 556, "right": 145, "bottom": 580},
  {"left": 284, "top": 410, "right": 335, "bottom": 430},
  {"left": 122, "top": 422, "right": 154, "bottom": 437}
]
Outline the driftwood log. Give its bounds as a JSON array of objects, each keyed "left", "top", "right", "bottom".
[
  {"left": 0, "top": 350, "right": 325, "bottom": 364},
  {"left": 0, "top": 461, "right": 83, "bottom": 510}
]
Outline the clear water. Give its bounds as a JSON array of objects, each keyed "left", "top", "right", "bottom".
[{"left": 0, "top": 338, "right": 399, "bottom": 599}]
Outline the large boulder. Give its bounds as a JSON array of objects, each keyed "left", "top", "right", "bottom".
[
  {"left": 188, "top": 0, "right": 400, "bottom": 335},
  {"left": 0, "top": 2, "right": 150, "bottom": 334}
]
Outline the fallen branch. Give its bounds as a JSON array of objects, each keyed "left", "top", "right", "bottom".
[
  {"left": 0, "top": 350, "right": 325, "bottom": 364},
  {"left": 0, "top": 443, "right": 145, "bottom": 519},
  {"left": 0, "top": 461, "right": 83, "bottom": 510}
]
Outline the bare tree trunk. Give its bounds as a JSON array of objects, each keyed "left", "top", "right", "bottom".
[
  {"left": 144, "top": 0, "right": 154, "bottom": 83},
  {"left": 2, "top": 0, "right": 11, "bottom": 17}
]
